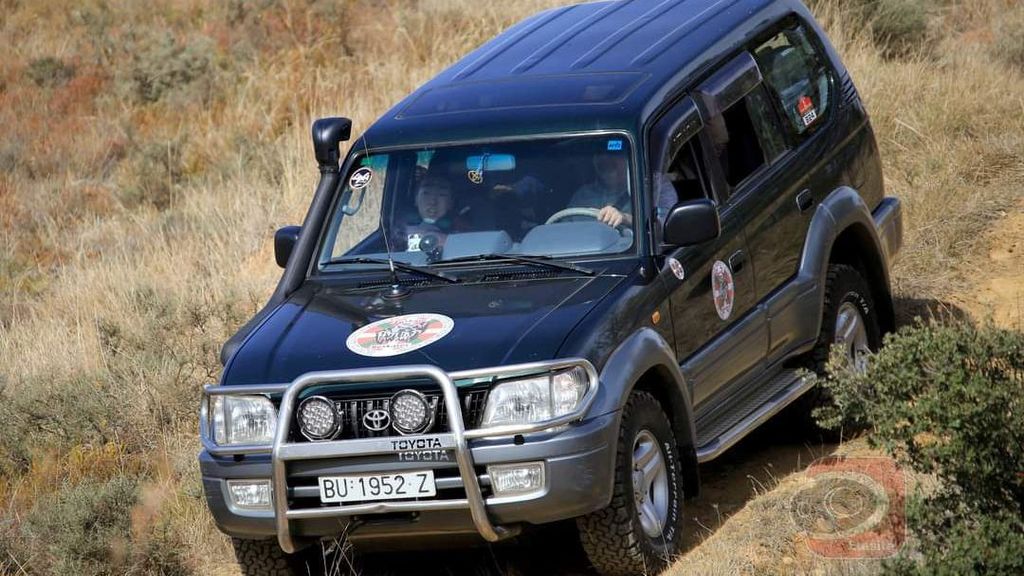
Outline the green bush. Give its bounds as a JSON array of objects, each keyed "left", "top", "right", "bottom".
[
  {"left": 992, "top": 8, "right": 1024, "bottom": 71},
  {"left": 807, "top": 0, "right": 935, "bottom": 58},
  {"left": 817, "top": 323, "right": 1024, "bottom": 574},
  {"left": 124, "top": 32, "right": 215, "bottom": 104},
  {"left": 25, "top": 56, "right": 75, "bottom": 88},
  {"left": 4, "top": 477, "right": 191, "bottom": 576}
]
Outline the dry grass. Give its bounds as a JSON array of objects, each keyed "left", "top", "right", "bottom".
[{"left": 1, "top": 0, "right": 1022, "bottom": 574}]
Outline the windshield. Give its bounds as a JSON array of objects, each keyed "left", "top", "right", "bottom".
[{"left": 317, "top": 134, "right": 636, "bottom": 271}]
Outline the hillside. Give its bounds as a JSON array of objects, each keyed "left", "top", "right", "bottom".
[{"left": 1, "top": 0, "right": 1022, "bottom": 574}]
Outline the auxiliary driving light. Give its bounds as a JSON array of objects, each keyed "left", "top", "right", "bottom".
[
  {"left": 390, "top": 389, "right": 432, "bottom": 435},
  {"left": 487, "top": 462, "right": 546, "bottom": 497},
  {"left": 297, "top": 396, "right": 339, "bottom": 440},
  {"left": 227, "top": 479, "right": 273, "bottom": 510}
]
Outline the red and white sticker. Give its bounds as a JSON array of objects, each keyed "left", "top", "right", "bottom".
[
  {"left": 346, "top": 314, "right": 454, "bottom": 358},
  {"left": 711, "top": 260, "right": 735, "bottom": 321},
  {"left": 797, "top": 96, "right": 818, "bottom": 128}
]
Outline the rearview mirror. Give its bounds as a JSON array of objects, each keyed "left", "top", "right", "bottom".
[
  {"left": 274, "top": 226, "right": 301, "bottom": 268},
  {"left": 663, "top": 199, "right": 721, "bottom": 247}
]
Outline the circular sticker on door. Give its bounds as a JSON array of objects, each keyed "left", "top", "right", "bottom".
[
  {"left": 667, "top": 257, "right": 686, "bottom": 281},
  {"left": 711, "top": 260, "right": 735, "bottom": 321},
  {"left": 346, "top": 313, "right": 454, "bottom": 358}
]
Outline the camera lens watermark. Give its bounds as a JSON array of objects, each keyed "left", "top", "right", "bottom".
[{"left": 789, "top": 457, "right": 906, "bottom": 558}]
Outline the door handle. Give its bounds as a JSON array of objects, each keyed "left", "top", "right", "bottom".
[
  {"left": 728, "top": 250, "right": 747, "bottom": 274},
  {"left": 796, "top": 189, "right": 815, "bottom": 213}
]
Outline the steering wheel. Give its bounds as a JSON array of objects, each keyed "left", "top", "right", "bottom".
[
  {"left": 545, "top": 207, "right": 604, "bottom": 225},
  {"left": 544, "top": 207, "right": 633, "bottom": 244}
]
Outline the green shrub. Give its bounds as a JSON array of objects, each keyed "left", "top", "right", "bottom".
[
  {"left": 807, "top": 0, "right": 935, "bottom": 58},
  {"left": 817, "top": 323, "right": 1024, "bottom": 574},
  {"left": 6, "top": 477, "right": 192, "bottom": 576},
  {"left": 124, "top": 32, "right": 215, "bottom": 104},
  {"left": 992, "top": 8, "right": 1024, "bottom": 71},
  {"left": 25, "top": 56, "right": 75, "bottom": 88}
]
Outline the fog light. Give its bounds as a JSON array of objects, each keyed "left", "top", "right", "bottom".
[
  {"left": 227, "top": 479, "right": 272, "bottom": 510},
  {"left": 298, "top": 396, "right": 339, "bottom": 440},
  {"left": 487, "top": 462, "right": 545, "bottom": 497},
  {"left": 390, "top": 389, "right": 432, "bottom": 435}
]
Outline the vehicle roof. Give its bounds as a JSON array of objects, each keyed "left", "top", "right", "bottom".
[{"left": 355, "top": 0, "right": 804, "bottom": 151}]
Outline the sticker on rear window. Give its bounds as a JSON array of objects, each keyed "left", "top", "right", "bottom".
[
  {"left": 607, "top": 140, "right": 623, "bottom": 151},
  {"left": 349, "top": 167, "right": 374, "bottom": 190},
  {"left": 797, "top": 96, "right": 818, "bottom": 128}
]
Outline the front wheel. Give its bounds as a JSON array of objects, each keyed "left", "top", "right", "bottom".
[
  {"left": 232, "top": 538, "right": 321, "bottom": 576},
  {"left": 577, "top": 391, "right": 684, "bottom": 576}
]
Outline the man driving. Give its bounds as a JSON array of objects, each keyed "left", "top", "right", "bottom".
[
  {"left": 569, "top": 149, "right": 633, "bottom": 227},
  {"left": 569, "top": 147, "right": 678, "bottom": 228}
]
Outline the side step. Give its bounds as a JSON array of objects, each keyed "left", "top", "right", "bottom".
[{"left": 695, "top": 369, "right": 814, "bottom": 463}]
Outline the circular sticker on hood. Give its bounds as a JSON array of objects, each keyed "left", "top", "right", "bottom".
[{"left": 346, "top": 313, "right": 454, "bottom": 358}]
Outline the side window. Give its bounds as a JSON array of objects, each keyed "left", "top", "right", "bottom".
[
  {"left": 754, "top": 24, "right": 833, "bottom": 136},
  {"left": 707, "top": 85, "right": 787, "bottom": 189},
  {"left": 656, "top": 137, "right": 710, "bottom": 220}
]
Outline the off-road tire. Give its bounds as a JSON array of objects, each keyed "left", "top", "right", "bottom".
[
  {"left": 796, "top": 263, "right": 882, "bottom": 433},
  {"left": 232, "top": 538, "right": 319, "bottom": 576},
  {"left": 577, "top": 391, "right": 684, "bottom": 576}
]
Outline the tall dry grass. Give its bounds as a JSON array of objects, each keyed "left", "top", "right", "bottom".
[{"left": 0, "top": 0, "right": 1022, "bottom": 574}]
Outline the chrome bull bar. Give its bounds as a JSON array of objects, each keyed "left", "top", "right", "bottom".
[{"left": 201, "top": 359, "right": 599, "bottom": 553}]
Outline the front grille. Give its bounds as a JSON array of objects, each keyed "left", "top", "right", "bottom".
[{"left": 294, "top": 388, "right": 489, "bottom": 441}]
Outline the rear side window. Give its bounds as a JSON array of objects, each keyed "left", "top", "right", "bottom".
[
  {"left": 708, "top": 85, "right": 788, "bottom": 188},
  {"left": 754, "top": 24, "right": 833, "bottom": 136}
]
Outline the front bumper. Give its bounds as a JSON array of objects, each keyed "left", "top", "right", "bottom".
[{"left": 199, "top": 360, "right": 617, "bottom": 551}]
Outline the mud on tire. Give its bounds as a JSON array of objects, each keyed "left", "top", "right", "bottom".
[{"left": 576, "top": 391, "right": 684, "bottom": 576}]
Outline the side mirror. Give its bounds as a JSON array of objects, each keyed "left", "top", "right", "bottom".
[
  {"left": 663, "top": 199, "right": 721, "bottom": 247},
  {"left": 312, "top": 117, "right": 352, "bottom": 171},
  {"left": 274, "top": 226, "right": 301, "bottom": 268}
]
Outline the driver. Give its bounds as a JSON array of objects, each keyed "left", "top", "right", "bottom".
[
  {"left": 568, "top": 150, "right": 633, "bottom": 227},
  {"left": 398, "top": 176, "right": 465, "bottom": 254}
]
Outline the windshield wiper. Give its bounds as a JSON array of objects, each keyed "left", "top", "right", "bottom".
[
  {"left": 326, "top": 257, "right": 460, "bottom": 283},
  {"left": 435, "top": 253, "right": 595, "bottom": 276}
]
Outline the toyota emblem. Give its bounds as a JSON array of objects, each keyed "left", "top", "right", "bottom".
[{"left": 363, "top": 409, "right": 391, "bottom": 432}]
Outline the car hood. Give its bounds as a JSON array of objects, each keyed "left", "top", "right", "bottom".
[{"left": 223, "top": 269, "right": 632, "bottom": 386}]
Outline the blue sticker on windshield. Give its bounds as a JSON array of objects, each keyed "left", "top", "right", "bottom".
[{"left": 607, "top": 140, "right": 623, "bottom": 151}]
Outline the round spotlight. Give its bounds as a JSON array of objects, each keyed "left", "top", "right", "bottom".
[
  {"left": 297, "top": 396, "right": 339, "bottom": 440},
  {"left": 390, "top": 390, "right": 432, "bottom": 435}
]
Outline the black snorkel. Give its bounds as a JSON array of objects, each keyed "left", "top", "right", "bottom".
[{"left": 219, "top": 117, "right": 352, "bottom": 365}]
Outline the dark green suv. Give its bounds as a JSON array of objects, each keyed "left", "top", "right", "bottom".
[{"left": 200, "top": 0, "right": 903, "bottom": 574}]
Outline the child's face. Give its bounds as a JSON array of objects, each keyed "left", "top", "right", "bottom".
[{"left": 416, "top": 184, "right": 453, "bottom": 222}]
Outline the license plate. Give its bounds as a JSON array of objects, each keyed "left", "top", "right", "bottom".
[{"left": 318, "top": 471, "right": 436, "bottom": 504}]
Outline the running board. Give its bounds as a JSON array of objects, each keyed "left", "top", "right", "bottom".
[{"left": 695, "top": 370, "right": 814, "bottom": 463}]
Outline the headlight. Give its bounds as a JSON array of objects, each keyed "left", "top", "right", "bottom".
[
  {"left": 480, "top": 367, "right": 590, "bottom": 428},
  {"left": 211, "top": 395, "right": 277, "bottom": 445}
]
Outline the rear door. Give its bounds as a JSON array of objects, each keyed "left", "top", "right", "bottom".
[{"left": 742, "top": 18, "right": 842, "bottom": 359}]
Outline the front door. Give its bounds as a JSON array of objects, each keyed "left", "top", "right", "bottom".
[{"left": 649, "top": 97, "right": 761, "bottom": 407}]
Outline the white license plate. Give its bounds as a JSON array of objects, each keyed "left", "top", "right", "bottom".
[{"left": 318, "top": 471, "right": 436, "bottom": 504}]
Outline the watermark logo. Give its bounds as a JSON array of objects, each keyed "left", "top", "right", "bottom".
[{"left": 789, "top": 456, "right": 906, "bottom": 558}]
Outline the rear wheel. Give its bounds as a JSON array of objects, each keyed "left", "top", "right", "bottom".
[
  {"left": 798, "top": 264, "right": 882, "bottom": 432},
  {"left": 577, "top": 391, "right": 684, "bottom": 576},
  {"left": 232, "top": 538, "right": 321, "bottom": 576}
]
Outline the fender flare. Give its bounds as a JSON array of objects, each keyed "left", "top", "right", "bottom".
[
  {"left": 798, "top": 186, "right": 896, "bottom": 338},
  {"left": 592, "top": 327, "right": 700, "bottom": 496}
]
